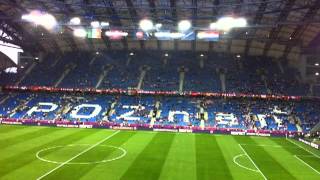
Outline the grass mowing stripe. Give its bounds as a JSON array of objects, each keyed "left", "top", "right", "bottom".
[
  {"left": 0, "top": 125, "right": 28, "bottom": 134},
  {"left": 0, "top": 126, "right": 49, "bottom": 140},
  {"left": 195, "top": 134, "right": 233, "bottom": 180},
  {"left": 159, "top": 133, "right": 196, "bottom": 180},
  {"left": 235, "top": 137, "right": 296, "bottom": 179},
  {"left": 4, "top": 129, "right": 115, "bottom": 180},
  {"left": 239, "top": 144, "right": 267, "bottom": 180},
  {"left": 294, "top": 155, "right": 320, "bottom": 175},
  {"left": 286, "top": 138, "right": 320, "bottom": 158},
  {"left": 270, "top": 138, "right": 320, "bottom": 177},
  {"left": 45, "top": 131, "right": 136, "bottom": 180},
  {"left": 120, "top": 132, "right": 175, "bottom": 180},
  {"left": 0, "top": 127, "right": 63, "bottom": 149},
  {"left": 0, "top": 129, "right": 101, "bottom": 178},
  {"left": 36, "top": 130, "right": 120, "bottom": 180},
  {"left": 79, "top": 131, "right": 156, "bottom": 180},
  {"left": 218, "top": 135, "right": 260, "bottom": 180}
]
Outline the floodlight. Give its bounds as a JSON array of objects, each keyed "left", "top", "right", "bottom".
[
  {"left": 91, "top": 21, "right": 100, "bottom": 28},
  {"left": 40, "top": 13, "right": 57, "bottom": 29},
  {"left": 178, "top": 20, "right": 191, "bottom": 32},
  {"left": 234, "top": 18, "right": 247, "bottom": 28},
  {"left": 209, "top": 23, "right": 217, "bottom": 30},
  {"left": 316, "top": 72, "right": 319, "bottom": 76},
  {"left": 70, "top": 17, "right": 81, "bottom": 25},
  {"left": 216, "top": 17, "right": 234, "bottom": 31},
  {"left": 139, "top": 19, "right": 153, "bottom": 31},
  {"left": 155, "top": 23, "right": 162, "bottom": 29},
  {"left": 21, "top": 10, "right": 41, "bottom": 22},
  {"left": 21, "top": 14, "right": 32, "bottom": 21},
  {"left": 315, "top": 63, "right": 319, "bottom": 66},
  {"left": 73, "top": 28, "right": 87, "bottom": 38},
  {"left": 22, "top": 11, "right": 57, "bottom": 30}
]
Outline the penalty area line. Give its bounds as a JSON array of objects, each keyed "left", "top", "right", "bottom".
[
  {"left": 294, "top": 155, "right": 320, "bottom": 175},
  {"left": 286, "top": 138, "right": 320, "bottom": 159},
  {"left": 36, "top": 130, "right": 120, "bottom": 180},
  {"left": 238, "top": 144, "right": 268, "bottom": 180}
]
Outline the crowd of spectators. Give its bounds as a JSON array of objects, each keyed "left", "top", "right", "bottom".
[
  {"left": 0, "top": 51, "right": 312, "bottom": 97},
  {"left": 0, "top": 92, "right": 319, "bottom": 132}
]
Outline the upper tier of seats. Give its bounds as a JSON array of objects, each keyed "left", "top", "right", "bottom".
[{"left": 0, "top": 51, "right": 309, "bottom": 96}]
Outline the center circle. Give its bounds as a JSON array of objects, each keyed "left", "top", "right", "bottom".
[{"left": 36, "top": 144, "right": 127, "bottom": 165}]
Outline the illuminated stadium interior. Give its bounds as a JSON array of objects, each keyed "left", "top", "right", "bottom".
[{"left": 0, "top": 0, "right": 319, "bottom": 179}]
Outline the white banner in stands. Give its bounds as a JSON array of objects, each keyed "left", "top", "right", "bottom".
[
  {"left": 168, "top": 111, "right": 189, "bottom": 122},
  {"left": 116, "top": 105, "right": 145, "bottom": 121},
  {"left": 27, "top": 102, "right": 58, "bottom": 116},
  {"left": 70, "top": 104, "right": 102, "bottom": 119},
  {"left": 215, "top": 113, "right": 238, "bottom": 125}
]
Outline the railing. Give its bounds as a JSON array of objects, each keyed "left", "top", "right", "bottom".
[{"left": 3, "top": 85, "right": 320, "bottom": 101}]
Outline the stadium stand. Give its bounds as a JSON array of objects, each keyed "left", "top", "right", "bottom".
[
  {"left": 2, "top": 51, "right": 310, "bottom": 96},
  {"left": 0, "top": 91, "right": 319, "bottom": 132},
  {"left": 0, "top": 51, "right": 318, "bottom": 133},
  {"left": 2, "top": 1, "right": 320, "bottom": 179}
]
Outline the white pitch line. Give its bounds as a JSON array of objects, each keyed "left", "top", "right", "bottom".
[
  {"left": 286, "top": 138, "right": 320, "bottom": 159},
  {"left": 294, "top": 155, "right": 320, "bottom": 175},
  {"left": 36, "top": 130, "right": 120, "bottom": 180},
  {"left": 233, "top": 154, "right": 259, "bottom": 172},
  {"left": 239, "top": 144, "right": 268, "bottom": 180},
  {"left": 240, "top": 144, "right": 292, "bottom": 148}
]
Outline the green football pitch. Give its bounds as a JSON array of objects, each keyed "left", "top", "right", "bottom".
[{"left": 0, "top": 125, "right": 319, "bottom": 180}]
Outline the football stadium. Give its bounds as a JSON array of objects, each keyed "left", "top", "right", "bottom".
[{"left": 0, "top": 0, "right": 320, "bottom": 179}]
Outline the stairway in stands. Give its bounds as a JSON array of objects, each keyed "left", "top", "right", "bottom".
[
  {"left": 149, "top": 101, "right": 160, "bottom": 127},
  {"left": 179, "top": 67, "right": 186, "bottom": 94},
  {"left": 197, "top": 102, "right": 207, "bottom": 129},
  {"left": 95, "top": 65, "right": 113, "bottom": 89},
  {"left": 219, "top": 70, "right": 226, "bottom": 92},
  {"left": 54, "top": 63, "right": 76, "bottom": 87},
  {"left": 0, "top": 95, "right": 10, "bottom": 106},
  {"left": 15, "top": 61, "right": 38, "bottom": 86},
  {"left": 136, "top": 66, "right": 149, "bottom": 90},
  {"left": 10, "top": 95, "right": 34, "bottom": 118},
  {"left": 102, "top": 100, "right": 117, "bottom": 121}
]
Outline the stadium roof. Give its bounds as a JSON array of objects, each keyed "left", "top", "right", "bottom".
[{"left": 1, "top": 0, "right": 320, "bottom": 61}]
